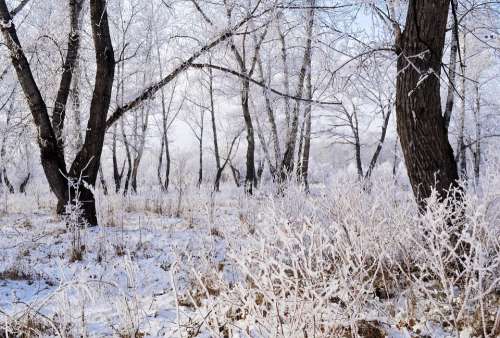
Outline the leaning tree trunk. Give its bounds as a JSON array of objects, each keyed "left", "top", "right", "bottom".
[
  {"left": 395, "top": 0, "right": 459, "bottom": 210},
  {"left": 0, "top": 0, "right": 69, "bottom": 205}
]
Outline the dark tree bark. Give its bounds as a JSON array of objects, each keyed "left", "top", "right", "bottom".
[
  {"left": 353, "top": 107, "right": 363, "bottom": 180},
  {"left": 19, "top": 173, "right": 30, "bottom": 194},
  {"left": 52, "top": 0, "right": 84, "bottom": 163},
  {"left": 99, "top": 164, "right": 108, "bottom": 196},
  {"left": 0, "top": 0, "right": 115, "bottom": 225},
  {"left": 0, "top": 168, "right": 14, "bottom": 194},
  {"left": 112, "top": 125, "right": 125, "bottom": 193},
  {"left": 65, "top": 0, "right": 115, "bottom": 224},
  {"left": 395, "top": 0, "right": 460, "bottom": 209},
  {"left": 364, "top": 103, "right": 392, "bottom": 180},
  {"left": 241, "top": 80, "right": 256, "bottom": 194},
  {"left": 224, "top": 3, "right": 270, "bottom": 194},
  {"left": 0, "top": 0, "right": 68, "bottom": 204},
  {"left": 122, "top": 119, "right": 133, "bottom": 195}
]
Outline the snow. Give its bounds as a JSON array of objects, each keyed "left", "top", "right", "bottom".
[{"left": 0, "top": 176, "right": 498, "bottom": 337}]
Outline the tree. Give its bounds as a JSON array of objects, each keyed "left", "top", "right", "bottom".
[
  {"left": 278, "top": 0, "right": 315, "bottom": 184},
  {"left": 394, "top": 0, "right": 460, "bottom": 209},
  {"left": 0, "top": 0, "right": 115, "bottom": 225}
]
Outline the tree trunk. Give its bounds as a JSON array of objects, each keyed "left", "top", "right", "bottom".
[
  {"left": 230, "top": 163, "right": 241, "bottom": 188},
  {"left": 395, "top": 0, "right": 459, "bottom": 209},
  {"left": 112, "top": 124, "right": 125, "bottom": 193},
  {"left": 71, "top": 54, "right": 83, "bottom": 154},
  {"left": 353, "top": 107, "right": 363, "bottom": 180},
  {"left": 443, "top": 0, "right": 459, "bottom": 130},
  {"left": 0, "top": 92, "right": 14, "bottom": 194},
  {"left": 299, "top": 65, "right": 313, "bottom": 190},
  {"left": 99, "top": 164, "right": 108, "bottom": 195},
  {"left": 0, "top": 0, "right": 69, "bottom": 204},
  {"left": 122, "top": 119, "right": 133, "bottom": 195},
  {"left": 198, "top": 113, "right": 204, "bottom": 188},
  {"left": 19, "top": 173, "right": 30, "bottom": 194},
  {"left": 279, "top": 0, "right": 314, "bottom": 182},
  {"left": 208, "top": 64, "right": 222, "bottom": 191},
  {"left": 365, "top": 103, "right": 392, "bottom": 180},
  {"left": 63, "top": 0, "right": 115, "bottom": 225},
  {"left": 0, "top": 168, "right": 14, "bottom": 194},
  {"left": 1, "top": 0, "right": 114, "bottom": 226},
  {"left": 256, "top": 51, "right": 280, "bottom": 175},
  {"left": 51, "top": 0, "right": 84, "bottom": 164},
  {"left": 472, "top": 83, "right": 481, "bottom": 188},
  {"left": 213, "top": 131, "right": 240, "bottom": 191},
  {"left": 242, "top": 82, "right": 255, "bottom": 194},
  {"left": 455, "top": 32, "right": 467, "bottom": 180}
]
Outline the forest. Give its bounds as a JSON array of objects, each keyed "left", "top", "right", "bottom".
[{"left": 0, "top": 0, "right": 499, "bottom": 337}]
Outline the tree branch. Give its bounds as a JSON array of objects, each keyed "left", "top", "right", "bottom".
[{"left": 190, "top": 63, "right": 341, "bottom": 106}]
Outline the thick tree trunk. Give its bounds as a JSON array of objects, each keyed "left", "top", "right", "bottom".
[
  {"left": 1, "top": 0, "right": 114, "bottom": 226},
  {"left": 395, "top": 0, "right": 459, "bottom": 209},
  {"left": 63, "top": 0, "right": 115, "bottom": 225},
  {"left": 0, "top": 0, "right": 68, "bottom": 204}
]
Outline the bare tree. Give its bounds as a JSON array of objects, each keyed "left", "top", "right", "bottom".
[
  {"left": 278, "top": 0, "right": 315, "bottom": 183},
  {"left": 157, "top": 77, "right": 183, "bottom": 192},
  {"left": 223, "top": 1, "right": 270, "bottom": 194},
  {"left": 0, "top": 0, "right": 115, "bottom": 225}
]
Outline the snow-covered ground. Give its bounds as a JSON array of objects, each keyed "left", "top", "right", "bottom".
[{"left": 0, "top": 172, "right": 498, "bottom": 337}]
